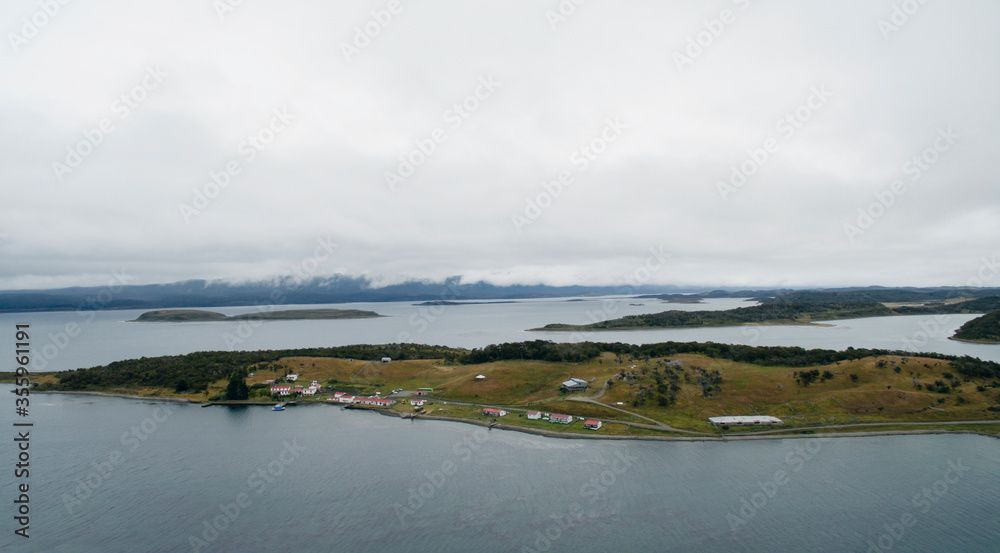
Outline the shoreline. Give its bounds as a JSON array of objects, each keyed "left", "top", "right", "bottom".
[
  {"left": 34, "top": 390, "right": 194, "bottom": 403},
  {"left": 363, "top": 406, "right": 1000, "bottom": 442},
  {"left": 28, "top": 389, "right": 1000, "bottom": 442},
  {"left": 531, "top": 321, "right": 836, "bottom": 332},
  {"left": 949, "top": 336, "right": 1000, "bottom": 344}
]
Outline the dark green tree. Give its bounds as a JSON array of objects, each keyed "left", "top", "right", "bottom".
[{"left": 225, "top": 372, "right": 249, "bottom": 400}]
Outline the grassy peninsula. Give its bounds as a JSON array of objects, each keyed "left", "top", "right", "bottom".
[
  {"left": 952, "top": 311, "right": 1000, "bottom": 343},
  {"left": 133, "top": 308, "right": 384, "bottom": 322},
  {"left": 12, "top": 341, "right": 1000, "bottom": 438}
]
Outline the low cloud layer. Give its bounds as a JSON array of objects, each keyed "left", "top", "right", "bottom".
[{"left": 2, "top": 0, "right": 998, "bottom": 290}]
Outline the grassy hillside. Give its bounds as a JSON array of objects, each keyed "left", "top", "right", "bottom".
[{"left": 14, "top": 340, "right": 1000, "bottom": 437}]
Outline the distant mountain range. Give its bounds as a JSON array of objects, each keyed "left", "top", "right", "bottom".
[
  {"left": 1, "top": 277, "right": 997, "bottom": 314},
  {"left": 0, "top": 276, "right": 696, "bottom": 313}
]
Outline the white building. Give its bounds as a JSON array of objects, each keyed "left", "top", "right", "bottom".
[
  {"left": 355, "top": 397, "right": 394, "bottom": 407},
  {"left": 287, "top": 374, "right": 298, "bottom": 382},
  {"left": 526, "top": 411, "right": 541, "bottom": 420},
  {"left": 560, "top": 378, "right": 589, "bottom": 392},
  {"left": 708, "top": 416, "right": 783, "bottom": 427}
]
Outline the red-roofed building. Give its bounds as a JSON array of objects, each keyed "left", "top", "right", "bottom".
[
  {"left": 549, "top": 414, "right": 573, "bottom": 424},
  {"left": 584, "top": 419, "right": 602, "bottom": 430},
  {"left": 527, "top": 411, "right": 542, "bottom": 420},
  {"left": 270, "top": 385, "right": 292, "bottom": 396},
  {"left": 482, "top": 408, "right": 508, "bottom": 417}
]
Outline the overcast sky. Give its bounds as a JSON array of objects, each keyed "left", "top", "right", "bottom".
[{"left": 2, "top": 0, "right": 998, "bottom": 291}]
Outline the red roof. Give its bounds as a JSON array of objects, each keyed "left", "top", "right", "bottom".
[
  {"left": 527, "top": 411, "right": 540, "bottom": 415},
  {"left": 585, "top": 419, "right": 600, "bottom": 425}
]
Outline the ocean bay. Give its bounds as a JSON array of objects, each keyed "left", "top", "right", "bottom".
[{"left": 1, "top": 390, "right": 998, "bottom": 553}]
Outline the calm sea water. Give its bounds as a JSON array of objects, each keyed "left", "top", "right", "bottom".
[
  {"left": 1, "top": 296, "right": 997, "bottom": 372},
  {"left": 1, "top": 388, "right": 998, "bottom": 553}
]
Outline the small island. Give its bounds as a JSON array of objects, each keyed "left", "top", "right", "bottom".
[
  {"left": 413, "top": 300, "right": 517, "bottom": 306},
  {"left": 133, "top": 308, "right": 384, "bottom": 322},
  {"left": 952, "top": 311, "right": 1000, "bottom": 344}
]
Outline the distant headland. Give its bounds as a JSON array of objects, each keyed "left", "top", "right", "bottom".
[{"left": 132, "top": 308, "right": 384, "bottom": 322}]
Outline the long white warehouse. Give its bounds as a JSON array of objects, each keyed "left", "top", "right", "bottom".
[{"left": 708, "top": 416, "right": 783, "bottom": 426}]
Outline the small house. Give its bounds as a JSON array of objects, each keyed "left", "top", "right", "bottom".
[
  {"left": 287, "top": 374, "right": 298, "bottom": 382},
  {"left": 411, "top": 399, "right": 426, "bottom": 407},
  {"left": 584, "top": 419, "right": 602, "bottom": 430},
  {"left": 417, "top": 388, "right": 433, "bottom": 396},
  {"left": 270, "top": 385, "right": 292, "bottom": 396},
  {"left": 560, "top": 378, "right": 589, "bottom": 392},
  {"left": 482, "top": 408, "right": 507, "bottom": 417},
  {"left": 338, "top": 395, "right": 356, "bottom": 404},
  {"left": 381, "top": 357, "right": 391, "bottom": 363},
  {"left": 526, "top": 411, "right": 541, "bottom": 420},
  {"left": 549, "top": 414, "right": 573, "bottom": 424}
]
